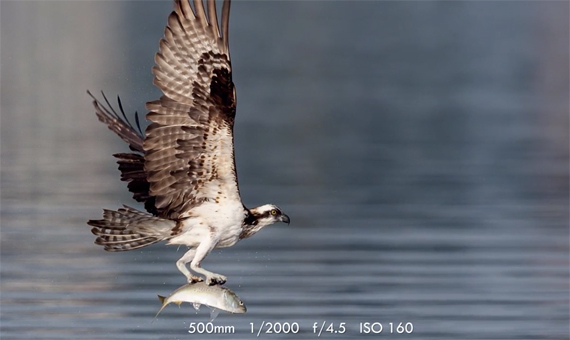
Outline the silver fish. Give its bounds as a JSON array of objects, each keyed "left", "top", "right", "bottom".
[{"left": 154, "top": 282, "right": 246, "bottom": 322}]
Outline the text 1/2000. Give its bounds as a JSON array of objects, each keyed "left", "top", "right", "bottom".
[{"left": 250, "top": 322, "right": 300, "bottom": 334}]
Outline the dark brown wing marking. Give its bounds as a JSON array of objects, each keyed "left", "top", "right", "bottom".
[{"left": 114, "top": 153, "right": 158, "bottom": 215}]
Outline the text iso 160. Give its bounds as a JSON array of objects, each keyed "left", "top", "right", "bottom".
[{"left": 360, "top": 322, "right": 414, "bottom": 334}]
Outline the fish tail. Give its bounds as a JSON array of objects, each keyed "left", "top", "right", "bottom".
[{"left": 153, "top": 296, "right": 168, "bottom": 323}]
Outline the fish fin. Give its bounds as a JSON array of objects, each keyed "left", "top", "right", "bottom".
[
  {"left": 174, "top": 300, "right": 183, "bottom": 307},
  {"left": 209, "top": 308, "right": 220, "bottom": 322},
  {"left": 157, "top": 295, "right": 165, "bottom": 304},
  {"left": 193, "top": 302, "right": 201, "bottom": 311}
]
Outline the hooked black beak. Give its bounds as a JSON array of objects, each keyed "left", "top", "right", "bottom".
[{"left": 279, "top": 214, "right": 290, "bottom": 225}]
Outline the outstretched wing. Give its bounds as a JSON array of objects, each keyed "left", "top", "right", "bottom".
[
  {"left": 88, "top": 91, "right": 159, "bottom": 215},
  {"left": 144, "top": 0, "right": 239, "bottom": 219}
]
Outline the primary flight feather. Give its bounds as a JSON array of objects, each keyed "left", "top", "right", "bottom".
[{"left": 88, "top": 0, "right": 289, "bottom": 285}]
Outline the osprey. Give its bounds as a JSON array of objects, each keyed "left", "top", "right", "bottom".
[{"left": 88, "top": 0, "right": 289, "bottom": 285}]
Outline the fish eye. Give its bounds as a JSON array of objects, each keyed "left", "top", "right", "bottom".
[{"left": 270, "top": 209, "right": 277, "bottom": 216}]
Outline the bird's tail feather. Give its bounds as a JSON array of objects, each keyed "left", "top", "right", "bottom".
[{"left": 88, "top": 205, "right": 175, "bottom": 252}]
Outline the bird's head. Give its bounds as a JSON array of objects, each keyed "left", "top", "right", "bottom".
[
  {"left": 241, "top": 204, "right": 290, "bottom": 239},
  {"left": 249, "top": 204, "right": 290, "bottom": 227}
]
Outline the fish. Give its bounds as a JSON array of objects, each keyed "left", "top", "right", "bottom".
[{"left": 154, "top": 282, "right": 247, "bottom": 322}]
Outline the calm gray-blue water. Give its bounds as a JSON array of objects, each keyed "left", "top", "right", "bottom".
[{"left": 1, "top": 1, "right": 568, "bottom": 339}]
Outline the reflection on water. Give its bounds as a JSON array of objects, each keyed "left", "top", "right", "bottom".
[{"left": 1, "top": 1, "right": 568, "bottom": 339}]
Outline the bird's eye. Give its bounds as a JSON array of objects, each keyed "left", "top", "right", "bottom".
[{"left": 270, "top": 209, "right": 277, "bottom": 216}]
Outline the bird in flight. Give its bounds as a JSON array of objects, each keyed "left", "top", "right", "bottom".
[{"left": 88, "top": 0, "right": 290, "bottom": 285}]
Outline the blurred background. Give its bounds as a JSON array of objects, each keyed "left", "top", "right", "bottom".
[{"left": 1, "top": 1, "right": 568, "bottom": 339}]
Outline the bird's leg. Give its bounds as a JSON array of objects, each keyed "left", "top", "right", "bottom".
[
  {"left": 176, "top": 248, "right": 203, "bottom": 283},
  {"left": 190, "top": 238, "right": 226, "bottom": 285}
]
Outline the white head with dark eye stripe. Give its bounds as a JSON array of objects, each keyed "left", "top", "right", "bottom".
[
  {"left": 250, "top": 204, "right": 290, "bottom": 226},
  {"left": 241, "top": 204, "right": 290, "bottom": 239}
]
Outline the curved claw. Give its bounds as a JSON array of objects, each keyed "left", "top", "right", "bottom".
[
  {"left": 207, "top": 275, "right": 227, "bottom": 286},
  {"left": 188, "top": 276, "right": 204, "bottom": 284}
]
